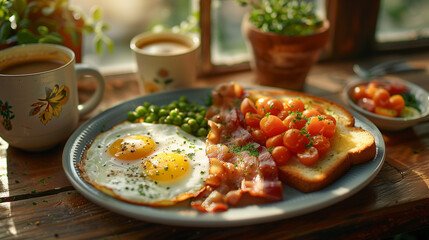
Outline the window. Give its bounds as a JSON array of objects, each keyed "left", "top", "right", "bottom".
[
  {"left": 71, "top": 0, "right": 429, "bottom": 75},
  {"left": 375, "top": 0, "right": 429, "bottom": 50},
  {"left": 70, "top": 0, "right": 194, "bottom": 74}
]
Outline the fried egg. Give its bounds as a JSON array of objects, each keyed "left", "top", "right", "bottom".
[{"left": 79, "top": 122, "right": 210, "bottom": 206}]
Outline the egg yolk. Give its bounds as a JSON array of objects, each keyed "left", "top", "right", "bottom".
[
  {"left": 143, "top": 153, "right": 189, "bottom": 182},
  {"left": 108, "top": 135, "right": 155, "bottom": 160}
]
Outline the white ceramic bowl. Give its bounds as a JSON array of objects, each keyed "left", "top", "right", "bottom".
[{"left": 343, "top": 76, "right": 429, "bottom": 131}]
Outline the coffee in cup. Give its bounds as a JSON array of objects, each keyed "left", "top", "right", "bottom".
[
  {"left": 0, "top": 44, "right": 105, "bottom": 151},
  {"left": 130, "top": 31, "right": 200, "bottom": 94}
]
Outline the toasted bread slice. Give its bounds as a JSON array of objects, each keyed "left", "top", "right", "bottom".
[{"left": 248, "top": 90, "right": 376, "bottom": 193}]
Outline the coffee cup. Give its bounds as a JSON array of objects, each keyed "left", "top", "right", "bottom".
[
  {"left": 130, "top": 31, "right": 200, "bottom": 94},
  {"left": 0, "top": 43, "right": 105, "bottom": 151}
]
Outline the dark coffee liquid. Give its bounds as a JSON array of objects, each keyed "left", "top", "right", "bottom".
[
  {"left": 137, "top": 39, "right": 191, "bottom": 55},
  {"left": 0, "top": 59, "right": 65, "bottom": 75}
]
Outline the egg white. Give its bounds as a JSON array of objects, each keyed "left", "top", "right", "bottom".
[{"left": 79, "top": 122, "right": 210, "bottom": 206}]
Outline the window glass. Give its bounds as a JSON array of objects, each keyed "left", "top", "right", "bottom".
[
  {"left": 376, "top": 0, "right": 429, "bottom": 44},
  {"left": 211, "top": 0, "right": 250, "bottom": 66},
  {"left": 69, "top": 0, "right": 194, "bottom": 73}
]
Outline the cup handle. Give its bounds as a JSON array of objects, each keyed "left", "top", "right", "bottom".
[{"left": 75, "top": 63, "right": 105, "bottom": 116}]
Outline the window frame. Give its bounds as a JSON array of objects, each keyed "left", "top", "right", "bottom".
[{"left": 199, "top": 0, "right": 249, "bottom": 77}]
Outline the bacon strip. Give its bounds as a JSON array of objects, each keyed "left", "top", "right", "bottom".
[{"left": 191, "top": 83, "right": 283, "bottom": 212}]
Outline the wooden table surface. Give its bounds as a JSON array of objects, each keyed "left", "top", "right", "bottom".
[{"left": 1, "top": 53, "right": 429, "bottom": 240}]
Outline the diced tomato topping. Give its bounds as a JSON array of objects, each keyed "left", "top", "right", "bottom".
[
  {"left": 263, "top": 99, "right": 284, "bottom": 116},
  {"left": 243, "top": 96, "right": 337, "bottom": 167},
  {"left": 306, "top": 117, "right": 325, "bottom": 136},
  {"left": 312, "top": 134, "right": 330, "bottom": 156},
  {"left": 240, "top": 98, "right": 257, "bottom": 115},
  {"left": 271, "top": 146, "right": 291, "bottom": 166},
  {"left": 251, "top": 128, "right": 267, "bottom": 145},
  {"left": 283, "top": 129, "right": 307, "bottom": 153},
  {"left": 266, "top": 134, "right": 285, "bottom": 149},
  {"left": 303, "top": 109, "right": 321, "bottom": 118},
  {"left": 283, "top": 114, "right": 307, "bottom": 130},
  {"left": 297, "top": 147, "right": 319, "bottom": 166},
  {"left": 245, "top": 112, "right": 261, "bottom": 128},
  {"left": 260, "top": 115, "right": 287, "bottom": 137},
  {"left": 284, "top": 99, "right": 305, "bottom": 113}
]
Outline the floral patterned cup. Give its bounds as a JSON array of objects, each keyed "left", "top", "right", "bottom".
[
  {"left": 130, "top": 31, "right": 200, "bottom": 94},
  {"left": 0, "top": 44, "right": 105, "bottom": 151}
]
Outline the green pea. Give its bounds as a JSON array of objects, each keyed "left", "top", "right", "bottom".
[
  {"left": 188, "top": 119, "right": 199, "bottom": 132},
  {"left": 127, "top": 111, "right": 137, "bottom": 122},
  {"left": 165, "top": 116, "right": 173, "bottom": 124},
  {"left": 136, "top": 106, "right": 147, "bottom": 117},
  {"left": 178, "top": 112, "right": 186, "bottom": 119},
  {"left": 198, "top": 105, "right": 206, "bottom": 111},
  {"left": 195, "top": 113, "right": 204, "bottom": 123},
  {"left": 199, "top": 109, "right": 207, "bottom": 116},
  {"left": 169, "top": 109, "right": 179, "bottom": 118},
  {"left": 178, "top": 102, "right": 187, "bottom": 111},
  {"left": 200, "top": 119, "right": 208, "bottom": 128},
  {"left": 143, "top": 102, "right": 151, "bottom": 108},
  {"left": 173, "top": 116, "right": 182, "bottom": 126},
  {"left": 196, "top": 128, "right": 208, "bottom": 137},
  {"left": 191, "top": 105, "right": 199, "bottom": 112},
  {"left": 168, "top": 101, "right": 179, "bottom": 110},
  {"left": 149, "top": 105, "right": 159, "bottom": 113},
  {"left": 145, "top": 113, "right": 158, "bottom": 123},
  {"left": 159, "top": 108, "right": 169, "bottom": 116},
  {"left": 181, "top": 123, "right": 192, "bottom": 133},
  {"left": 183, "top": 117, "right": 192, "bottom": 123},
  {"left": 187, "top": 112, "right": 196, "bottom": 119},
  {"left": 179, "top": 96, "right": 188, "bottom": 103}
]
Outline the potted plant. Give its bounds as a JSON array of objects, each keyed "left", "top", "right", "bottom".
[
  {"left": 0, "top": 0, "right": 113, "bottom": 62},
  {"left": 239, "top": 0, "right": 330, "bottom": 91}
]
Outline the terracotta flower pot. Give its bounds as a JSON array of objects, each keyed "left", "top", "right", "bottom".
[{"left": 242, "top": 13, "right": 330, "bottom": 91}]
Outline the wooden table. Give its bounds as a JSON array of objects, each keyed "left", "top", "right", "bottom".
[{"left": 1, "top": 53, "right": 429, "bottom": 239}]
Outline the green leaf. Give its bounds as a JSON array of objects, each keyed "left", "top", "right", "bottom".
[
  {"left": 100, "top": 23, "right": 110, "bottom": 31},
  {"left": 91, "top": 7, "right": 102, "bottom": 22},
  {"left": 82, "top": 25, "right": 94, "bottom": 34},
  {"left": 105, "top": 37, "right": 114, "bottom": 53},
  {"left": 94, "top": 36, "right": 103, "bottom": 54},
  {"left": 164, "top": 79, "right": 174, "bottom": 85},
  {"left": 0, "top": 7, "right": 5, "bottom": 19},
  {"left": 19, "top": 18, "right": 30, "bottom": 29},
  {"left": 17, "top": 29, "right": 39, "bottom": 44},
  {"left": 37, "top": 25, "right": 49, "bottom": 36},
  {"left": 0, "top": 21, "right": 12, "bottom": 42},
  {"left": 34, "top": 17, "right": 60, "bottom": 32},
  {"left": 38, "top": 34, "right": 63, "bottom": 44}
]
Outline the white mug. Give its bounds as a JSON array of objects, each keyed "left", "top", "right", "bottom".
[
  {"left": 130, "top": 31, "right": 200, "bottom": 94},
  {"left": 0, "top": 44, "right": 105, "bottom": 151}
]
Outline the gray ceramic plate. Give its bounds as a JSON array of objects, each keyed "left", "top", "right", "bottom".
[{"left": 63, "top": 87, "right": 385, "bottom": 227}]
